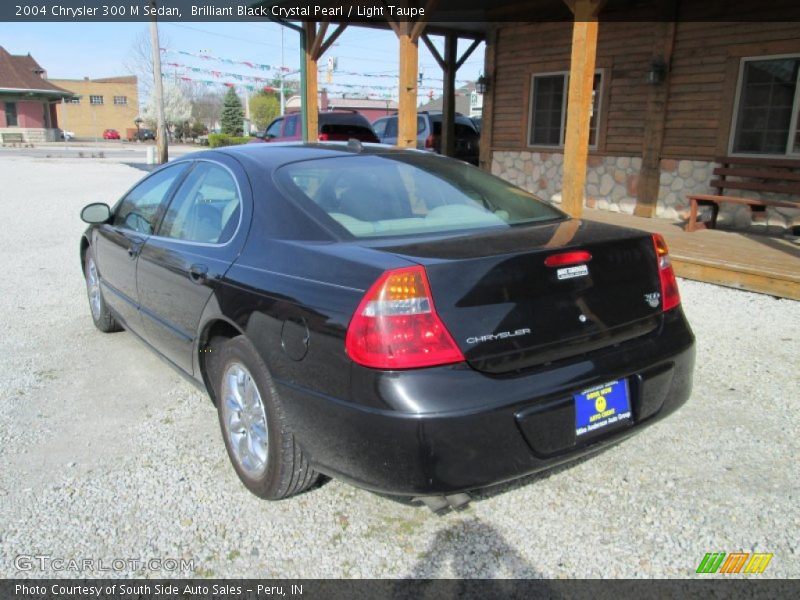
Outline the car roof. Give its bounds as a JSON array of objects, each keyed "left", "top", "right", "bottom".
[
  {"left": 378, "top": 112, "right": 476, "bottom": 126},
  {"left": 174, "top": 142, "right": 430, "bottom": 170}
]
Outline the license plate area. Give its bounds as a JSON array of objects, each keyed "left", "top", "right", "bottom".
[{"left": 574, "top": 379, "right": 632, "bottom": 438}]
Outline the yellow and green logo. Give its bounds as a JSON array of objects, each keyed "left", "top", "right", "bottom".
[{"left": 696, "top": 552, "right": 773, "bottom": 574}]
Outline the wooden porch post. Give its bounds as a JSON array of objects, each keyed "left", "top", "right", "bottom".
[
  {"left": 303, "top": 23, "right": 319, "bottom": 142},
  {"left": 398, "top": 30, "right": 420, "bottom": 148},
  {"left": 478, "top": 26, "right": 498, "bottom": 171},
  {"left": 441, "top": 33, "right": 457, "bottom": 157},
  {"left": 561, "top": 0, "right": 603, "bottom": 218},
  {"left": 635, "top": 6, "right": 677, "bottom": 217},
  {"left": 300, "top": 22, "right": 347, "bottom": 142}
]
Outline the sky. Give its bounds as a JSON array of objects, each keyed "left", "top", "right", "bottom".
[{"left": 0, "top": 21, "right": 485, "bottom": 108}]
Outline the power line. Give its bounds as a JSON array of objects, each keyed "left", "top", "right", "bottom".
[{"left": 163, "top": 22, "right": 288, "bottom": 49}]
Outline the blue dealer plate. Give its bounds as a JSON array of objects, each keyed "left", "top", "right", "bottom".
[{"left": 575, "top": 379, "right": 632, "bottom": 438}]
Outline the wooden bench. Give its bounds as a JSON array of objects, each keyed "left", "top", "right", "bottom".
[
  {"left": 686, "top": 156, "right": 800, "bottom": 232},
  {"left": 0, "top": 132, "right": 24, "bottom": 145}
]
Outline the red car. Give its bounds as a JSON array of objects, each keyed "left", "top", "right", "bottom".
[
  {"left": 252, "top": 111, "right": 379, "bottom": 143},
  {"left": 102, "top": 129, "right": 120, "bottom": 140}
]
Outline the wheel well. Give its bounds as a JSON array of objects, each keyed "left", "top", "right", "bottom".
[{"left": 199, "top": 319, "right": 242, "bottom": 405}]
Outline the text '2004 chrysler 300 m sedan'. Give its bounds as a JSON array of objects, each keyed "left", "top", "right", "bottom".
[{"left": 79, "top": 143, "right": 694, "bottom": 509}]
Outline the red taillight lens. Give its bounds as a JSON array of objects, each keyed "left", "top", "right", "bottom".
[
  {"left": 345, "top": 266, "right": 464, "bottom": 369},
  {"left": 318, "top": 133, "right": 330, "bottom": 141},
  {"left": 424, "top": 134, "right": 434, "bottom": 149},
  {"left": 652, "top": 234, "right": 680, "bottom": 311},
  {"left": 544, "top": 250, "right": 592, "bottom": 267}
]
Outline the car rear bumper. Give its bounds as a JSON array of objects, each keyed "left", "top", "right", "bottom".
[{"left": 275, "top": 308, "right": 695, "bottom": 496}]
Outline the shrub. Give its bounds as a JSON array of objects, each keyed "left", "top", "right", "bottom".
[{"left": 208, "top": 133, "right": 251, "bottom": 148}]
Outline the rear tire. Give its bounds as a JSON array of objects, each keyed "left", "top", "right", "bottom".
[
  {"left": 215, "top": 336, "right": 318, "bottom": 500},
  {"left": 84, "top": 248, "right": 120, "bottom": 333}
]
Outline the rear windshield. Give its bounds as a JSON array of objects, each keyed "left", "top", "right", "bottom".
[
  {"left": 319, "top": 123, "right": 375, "bottom": 137},
  {"left": 431, "top": 121, "right": 479, "bottom": 137},
  {"left": 319, "top": 112, "right": 371, "bottom": 127},
  {"left": 274, "top": 153, "right": 563, "bottom": 238}
]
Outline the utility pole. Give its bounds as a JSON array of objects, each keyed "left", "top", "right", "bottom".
[
  {"left": 149, "top": 0, "right": 168, "bottom": 163},
  {"left": 280, "top": 27, "right": 285, "bottom": 116}
]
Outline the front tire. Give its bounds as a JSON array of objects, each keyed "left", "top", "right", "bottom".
[
  {"left": 215, "top": 336, "right": 318, "bottom": 500},
  {"left": 84, "top": 249, "right": 120, "bottom": 333}
]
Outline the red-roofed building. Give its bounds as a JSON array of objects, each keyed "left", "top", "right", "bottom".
[{"left": 0, "top": 46, "right": 74, "bottom": 143}]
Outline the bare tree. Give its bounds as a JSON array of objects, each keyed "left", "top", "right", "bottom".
[
  {"left": 124, "top": 28, "right": 170, "bottom": 102},
  {"left": 190, "top": 88, "right": 225, "bottom": 131}
]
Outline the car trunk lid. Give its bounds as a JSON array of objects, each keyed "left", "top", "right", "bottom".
[{"left": 359, "top": 219, "right": 664, "bottom": 374}]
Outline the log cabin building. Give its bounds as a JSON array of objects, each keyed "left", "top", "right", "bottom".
[{"left": 481, "top": 4, "right": 800, "bottom": 230}]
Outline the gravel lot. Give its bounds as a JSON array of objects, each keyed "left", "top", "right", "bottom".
[{"left": 0, "top": 151, "right": 798, "bottom": 579}]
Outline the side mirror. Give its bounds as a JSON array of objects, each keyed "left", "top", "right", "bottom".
[
  {"left": 81, "top": 203, "right": 112, "bottom": 224},
  {"left": 253, "top": 131, "right": 266, "bottom": 139}
]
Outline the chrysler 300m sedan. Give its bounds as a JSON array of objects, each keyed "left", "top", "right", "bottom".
[{"left": 80, "top": 143, "right": 695, "bottom": 505}]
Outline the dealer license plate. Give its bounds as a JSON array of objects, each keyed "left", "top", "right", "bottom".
[{"left": 574, "top": 379, "right": 632, "bottom": 438}]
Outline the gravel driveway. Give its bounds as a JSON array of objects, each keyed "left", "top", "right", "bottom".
[{"left": 0, "top": 153, "right": 798, "bottom": 579}]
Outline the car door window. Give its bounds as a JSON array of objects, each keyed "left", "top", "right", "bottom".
[
  {"left": 265, "top": 118, "right": 283, "bottom": 138},
  {"left": 113, "top": 164, "right": 188, "bottom": 235},
  {"left": 158, "top": 162, "right": 242, "bottom": 244}
]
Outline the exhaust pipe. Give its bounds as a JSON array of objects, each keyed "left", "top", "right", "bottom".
[{"left": 414, "top": 493, "right": 471, "bottom": 513}]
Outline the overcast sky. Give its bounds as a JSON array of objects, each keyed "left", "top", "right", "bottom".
[{"left": 0, "top": 21, "right": 484, "bottom": 104}]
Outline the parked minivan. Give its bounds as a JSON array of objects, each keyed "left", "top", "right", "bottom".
[{"left": 372, "top": 111, "right": 480, "bottom": 164}]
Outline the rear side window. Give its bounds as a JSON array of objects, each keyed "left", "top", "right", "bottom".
[
  {"left": 378, "top": 116, "right": 424, "bottom": 138},
  {"left": 158, "top": 162, "right": 241, "bottom": 244},
  {"left": 283, "top": 115, "right": 299, "bottom": 137},
  {"left": 275, "top": 154, "right": 563, "bottom": 238},
  {"left": 384, "top": 117, "right": 398, "bottom": 137},
  {"left": 373, "top": 119, "right": 388, "bottom": 138}
]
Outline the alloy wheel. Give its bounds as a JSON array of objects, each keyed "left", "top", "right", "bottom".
[{"left": 221, "top": 362, "right": 269, "bottom": 477}]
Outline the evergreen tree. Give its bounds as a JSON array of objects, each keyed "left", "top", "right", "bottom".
[{"left": 220, "top": 87, "right": 244, "bottom": 136}]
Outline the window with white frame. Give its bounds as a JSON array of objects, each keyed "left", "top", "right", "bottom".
[
  {"left": 68, "top": 97, "right": 80, "bottom": 104},
  {"left": 89, "top": 95, "right": 104, "bottom": 105},
  {"left": 730, "top": 55, "right": 800, "bottom": 156},
  {"left": 528, "top": 71, "right": 603, "bottom": 148},
  {"left": 113, "top": 96, "right": 127, "bottom": 105}
]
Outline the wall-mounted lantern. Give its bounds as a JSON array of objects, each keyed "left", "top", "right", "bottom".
[
  {"left": 646, "top": 59, "right": 667, "bottom": 85},
  {"left": 475, "top": 74, "right": 490, "bottom": 95}
]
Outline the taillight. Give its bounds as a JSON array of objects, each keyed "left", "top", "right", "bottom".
[
  {"left": 544, "top": 250, "right": 592, "bottom": 267},
  {"left": 424, "top": 134, "right": 434, "bottom": 149},
  {"left": 318, "top": 133, "right": 330, "bottom": 141},
  {"left": 652, "top": 234, "right": 680, "bottom": 311},
  {"left": 345, "top": 266, "right": 464, "bottom": 369}
]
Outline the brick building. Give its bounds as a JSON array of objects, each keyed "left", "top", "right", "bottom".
[{"left": 51, "top": 76, "right": 138, "bottom": 140}]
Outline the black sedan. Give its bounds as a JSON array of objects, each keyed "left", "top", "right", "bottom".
[{"left": 80, "top": 143, "right": 694, "bottom": 507}]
